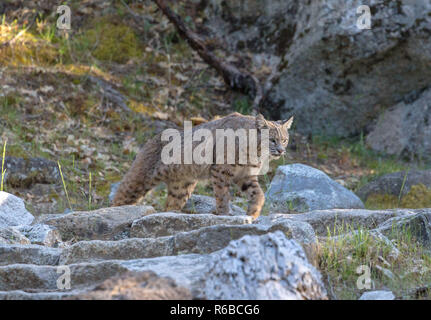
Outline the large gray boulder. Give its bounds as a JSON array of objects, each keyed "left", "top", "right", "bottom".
[
  {"left": 366, "top": 88, "right": 431, "bottom": 160},
  {"left": 203, "top": 231, "right": 327, "bottom": 300},
  {"left": 203, "top": 0, "right": 431, "bottom": 137},
  {"left": 39, "top": 205, "right": 155, "bottom": 241},
  {"left": 266, "top": 164, "right": 364, "bottom": 213},
  {"left": 2, "top": 156, "right": 60, "bottom": 188},
  {"left": 0, "top": 192, "right": 34, "bottom": 228}
]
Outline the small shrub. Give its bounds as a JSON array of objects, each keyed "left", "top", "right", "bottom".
[{"left": 78, "top": 18, "right": 141, "bottom": 64}]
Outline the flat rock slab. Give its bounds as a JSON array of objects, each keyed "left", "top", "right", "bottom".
[
  {"left": 60, "top": 219, "right": 316, "bottom": 264},
  {"left": 65, "top": 271, "right": 192, "bottom": 300},
  {"left": 0, "top": 290, "right": 75, "bottom": 300},
  {"left": 268, "top": 209, "right": 411, "bottom": 236},
  {"left": 130, "top": 212, "right": 253, "bottom": 238},
  {"left": 359, "top": 290, "right": 395, "bottom": 300},
  {"left": 39, "top": 205, "right": 155, "bottom": 241},
  {"left": 0, "top": 192, "right": 34, "bottom": 228},
  {"left": 266, "top": 164, "right": 364, "bottom": 213},
  {"left": 0, "top": 244, "right": 61, "bottom": 266},
  {"left": 183, "top": 195, "right": 246, "bottom": 216},
  {"left": 0, "top": 254, "right": 210, "bottom": 294}
]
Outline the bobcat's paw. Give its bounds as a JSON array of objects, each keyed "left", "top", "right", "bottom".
[{"left": 247, "top": 210, "right": 260, "bottom": 221}]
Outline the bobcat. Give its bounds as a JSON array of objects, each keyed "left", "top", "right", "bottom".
[{"left": 112, "top": 113, "right": 293, "bottom": 220}]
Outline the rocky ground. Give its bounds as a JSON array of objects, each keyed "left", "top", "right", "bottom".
[
  {"left": 1, "top": 0, "right": 431, "bottom": 300},
  {"left": 1, "top": 164, "right": 431, "bottom": 300}
]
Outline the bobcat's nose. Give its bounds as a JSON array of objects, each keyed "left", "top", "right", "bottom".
[{"left": 276, "top": 146, "right": 285, "bottom": 155}]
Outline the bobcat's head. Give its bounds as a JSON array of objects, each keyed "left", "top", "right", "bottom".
[{"left": 256, "top": 114, "right": 294, "bottom": 159}]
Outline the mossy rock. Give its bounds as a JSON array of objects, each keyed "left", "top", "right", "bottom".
[
  {"left": 365, "top": 184, "right": 431, "bottom": 209},
  {"left": 0, "top": 24, "right": 58, "bottom": 67},
  {"left": 357, "top": 170, "right": 431, "bottom": 202},
  {"left": 79, "top": 18, "right": 142, "bottom": 64}
]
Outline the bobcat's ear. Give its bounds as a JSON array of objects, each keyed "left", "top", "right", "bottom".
[
  {"left": 282, "top": 116, "right": 294, "bottom": 130},
  {"left": 256, "top": 114, "right": 268, "bottom": 129}
]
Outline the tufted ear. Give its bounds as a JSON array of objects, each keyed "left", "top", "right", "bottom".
[
  {"left": 256, "top": 114, "right": 268, "bottom": 129},
  {"left": 282, "top": 116, "right": 294, "bottom": 130}
]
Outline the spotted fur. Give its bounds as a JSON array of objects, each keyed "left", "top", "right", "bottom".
[{"left": 112, "top": 113, "right": 293, "bottom": 220}]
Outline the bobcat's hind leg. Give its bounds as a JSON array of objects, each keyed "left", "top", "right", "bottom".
[
  {"left": 210, "top": 166, "right": 233, "bottom": 215},
  {"left": 165, "top": 180, "right": 198, "bottom": 212},
  {"left": 237, "top": 175, "right": 264, "bottom": 220}
]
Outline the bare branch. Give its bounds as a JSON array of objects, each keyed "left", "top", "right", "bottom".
[{"left": 152, "top": 0, "right": 263, "bottom": 114}]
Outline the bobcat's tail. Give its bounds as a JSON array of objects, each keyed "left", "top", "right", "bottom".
[{"left": 111, "top": 138, "right": 161, "bottom": 206}]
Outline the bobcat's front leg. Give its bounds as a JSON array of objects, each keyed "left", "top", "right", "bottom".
[
  {"left": 210, "top": 166, "right": 233, "bottom": 215},
  {"left": 238, "top": 176, "right": 265, "bottom": 220}
]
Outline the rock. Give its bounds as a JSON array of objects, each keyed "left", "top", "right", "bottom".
[
  {"left": 376, "top": 213, "right": 431, "bottom": 248},
  {"left": 183, "top": 194, "right": 246, "bottom": 216},
  {"left": 17, "top": 224, "right": 62, "bottom": 247},
  {"left": 0, "top": 227, "right": 30, "bottom": 245},
  {"left": 130, "top": 212, "right": 252, "bottom": 238},
  {"left": 0, "top": 254, "right": 210, "bottom": 294},
  {"left": 359, "top": 290, "right": 395, "bottom": 300},
  {"left": 202, "top": 231, "right": 327, "bottom": 300},
  {"left": 0, "top": 290, "right": 73, "bottom": 300},
  {"left": 59, "top": 220, "right": 316, "bottom": 264},
  {"left": 66, "top": 271, "right": 192, "bottom": 300},
  {"left": 0, "top": 233, "right": 322, "bottom": 299},
  {"left": 374, "top": 265, "right": 395, "bottom": 280},
  {"left": 39, "top": 205, "right": 156, "bottom": 241},
  {"left": 203, "top": 0, "right": 296, "bottom": 54},
  {"left": 366, "top": 88, "right": 431, "bottom": 160},
  {"left": 265, "top": 164, "right": 364, "bottom": 213},
  {"left": 0, "top": 261, "right": 129, "bottom": 292},
  {"left": 268, "top": 209, "right": 407, "bottom": 236},
  {"left": 0, "top": 244, "right": 61, "bottom": 266},
  {"left": 203, "top": 1, "right": 431, "bottom": 137},
  {"left": 0, "top": 192, "right": 34, "bottom": 228},
  {"left": 2, "top": 156, "right": 60, "bottom": 188},
  {"left": 356, "top": 170, "right": 431, "bottom": 202},
  {"left": 108, "top": 182, "right": 120, "bottom": 204}
]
